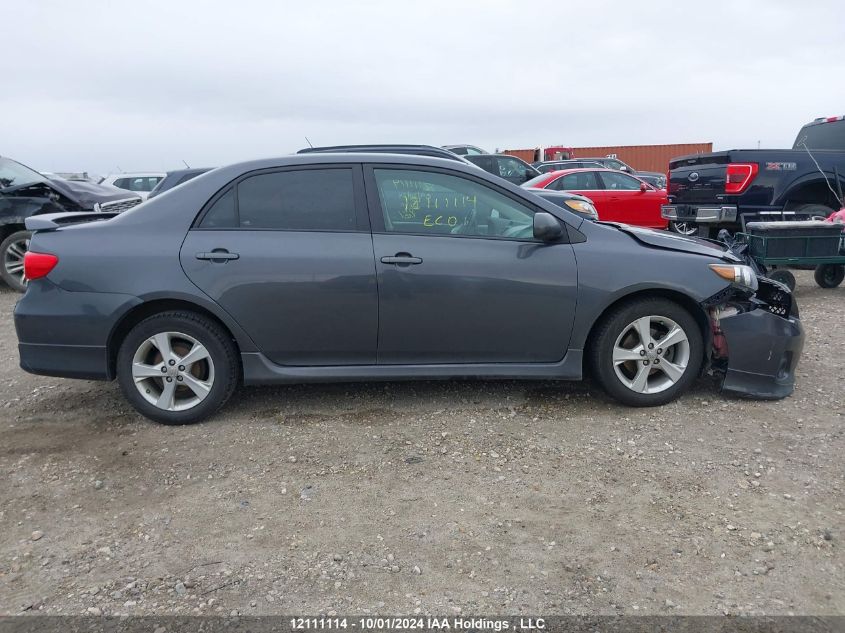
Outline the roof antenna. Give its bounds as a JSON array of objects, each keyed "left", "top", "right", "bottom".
[
  {"left": 182, "top": 159, "right": 190, "bottom": 168},
  {"left": 305, "top": 136, "right": 314, "bottom": 148}
]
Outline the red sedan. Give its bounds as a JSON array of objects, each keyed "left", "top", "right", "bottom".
[{"left": 523, "top": 168, "right": 669, "bottom": 229}]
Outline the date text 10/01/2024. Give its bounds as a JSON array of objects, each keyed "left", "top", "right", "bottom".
[{"left": 291, "top": 617, "right": 548, "bottom": 630}]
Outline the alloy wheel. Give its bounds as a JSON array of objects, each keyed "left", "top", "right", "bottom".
[
  {"left": 612, "top": 315, "right": 691, "bottom": 394},
  {"left": 3, "top": 236, "right": 29, "bottom": 289},
  {"left": 670, "top": 221, "right": 698, "bottom": 236},
  {"left": 131, "top": 331, "right": 215, "bottom": 411}
]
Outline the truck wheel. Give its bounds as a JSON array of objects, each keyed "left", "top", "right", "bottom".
[
  {"left": 814, "top": 264, "right": 844, "bottom": 289},
  {"left": 0, "top": 230, "right": 31, "bottom": 293},
  {"left": 767, "top": 268, "right": 797, "bottom": 291},
  {"left": 590, "top": 298, "right": 703, "bottom": 407},
  {"left": 669, "top": 221, "right": 698, "bottom": 236}
]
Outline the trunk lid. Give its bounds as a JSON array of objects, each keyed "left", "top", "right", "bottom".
[{"left": 667, "top": 151, "right": 731, "bottom": 204}]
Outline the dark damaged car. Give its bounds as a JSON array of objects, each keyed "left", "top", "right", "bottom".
[
  {"left": 1, "top": 156, "right": 142, "bottom": 291},
  {"left": 14, "top": 154, "right": 804, "bottom": 425}
]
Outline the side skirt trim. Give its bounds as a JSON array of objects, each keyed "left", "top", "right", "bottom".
[{"left": 240, "top": 351, "right": 584, "bottom": 385}]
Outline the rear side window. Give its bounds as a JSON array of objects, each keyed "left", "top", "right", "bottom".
[
  {"left": 238, "top": 169, "right": 355, "bottom": 230},
  {"left": 554, "top": 172, "right": 600, "bottom": 190},
  {"left": 199, "top": 168, "right": 356, "bottom": 231},
  {"left": 794, "top": 119, "right": 845, "bottom": 150}
]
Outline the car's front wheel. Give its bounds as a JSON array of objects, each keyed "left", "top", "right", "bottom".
[
  {"left": 590, "top": 298, "right": 703, "bottom": 406},
  {"left": 116, "top": 311, "right": 239, "bottom": 424},
  {"left": 1, "top": 229, "right": 31, "bottom": 292}
]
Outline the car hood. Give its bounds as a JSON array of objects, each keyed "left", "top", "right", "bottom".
[
  {"left": 47, "top": 178, "right": 140, "bottom": 206},
  {"left": 608, "top": 223, "right": 740, "bottom": 262}
]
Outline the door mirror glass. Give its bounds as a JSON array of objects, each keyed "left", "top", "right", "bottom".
[
  {"left": 640, "top": 182, "right": 649, "bottom": 192},
  {"left": 533, "top": 212, "right": 563, "bottom": 242}
]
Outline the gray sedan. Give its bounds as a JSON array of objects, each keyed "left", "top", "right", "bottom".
[{"left": 14, "top": 154, "right": 804, "bottom": 424}]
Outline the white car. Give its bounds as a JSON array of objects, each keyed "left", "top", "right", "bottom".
[{"left": 99, "top": 172, "right": 166, "bottom": 200}]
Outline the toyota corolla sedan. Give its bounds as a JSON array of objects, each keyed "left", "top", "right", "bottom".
[{"left": 14, "top": 154, "right": 804, "bottom": 424}]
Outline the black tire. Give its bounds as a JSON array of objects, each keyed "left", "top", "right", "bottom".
[
  {"left": 0, "top": 229, "right": 31, "bottom": 292},
  {"left": 767, "top": 268, "right": 797, "bottom": 292},
  {"left": 589, "top": 298, "right": 704, "bottom": 407},
  {"left": 814, "top": 264, "right": 845, "bottom": 289},
  {"left": 116, "top": 311, "right": 239, "bottom": 425}
]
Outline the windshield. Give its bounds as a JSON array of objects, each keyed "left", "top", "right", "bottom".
[
  {"left": 0, "top": 157, "right": 45, "bottom": 190},
  {"left": 793, "top": 119, "right": 845, "bottom": 151}
]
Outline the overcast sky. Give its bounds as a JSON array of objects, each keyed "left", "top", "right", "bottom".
[{"left": 3, "top": 0, "right": 843, "bottom": 175}]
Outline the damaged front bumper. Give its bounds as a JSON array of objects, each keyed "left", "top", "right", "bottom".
[{"left": 708, "top": 279, "right": 805, "bottom": 399}]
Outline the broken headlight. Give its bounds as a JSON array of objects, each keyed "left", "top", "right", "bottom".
[{"left": 708, "top": 264, "right": 758, "bottom": 293}]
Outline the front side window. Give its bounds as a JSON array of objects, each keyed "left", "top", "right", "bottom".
[
  {"left": 497, "top": 157, "right": 530, "bottom": 180},
  {"left": 553, "top": 171, "right": 600, "bottom": 190},
  {"left": 599, "top": 171, "right": 643, "bottom": 190},
  {"left": 236, "top": 168, "right": 356, "bottom": 230},
  {"left": 373, "top": 169, "right": 536, "bottom": 240}
]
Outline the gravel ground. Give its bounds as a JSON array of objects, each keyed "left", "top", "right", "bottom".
[{"left": 0, "top": 271, "right": 842, "bottom": 617}]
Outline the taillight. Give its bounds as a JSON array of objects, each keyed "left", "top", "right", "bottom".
[
  {"left": 725, "top": 163, "right": 759, "bottom": 194},
  {"left": 23, "top": 252, "right": 59, "bottom": 281}
]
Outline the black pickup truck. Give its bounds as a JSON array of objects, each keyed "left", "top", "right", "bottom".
[{"left": 662, "top": 116, "right": 845, "bottom": 237}]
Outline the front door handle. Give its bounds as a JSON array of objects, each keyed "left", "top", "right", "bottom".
[
  {"left": 380, "top": 254, "right": 423, "bottom": 266},
  {"left": 196, "top": 249, "right": 239, "bottom": 263}
]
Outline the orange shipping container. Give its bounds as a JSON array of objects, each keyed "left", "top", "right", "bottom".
[
  {"left": 501, "top": 148, "right": 537, "bottom": 163},
  {"left": 503, "top": 143, "right": 713, "bottom": 172},
  {"left": 570, "top": 144, "right": 712, "bottom": 173}
]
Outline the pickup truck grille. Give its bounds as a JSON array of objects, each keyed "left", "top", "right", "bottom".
[{"left": 99, "top": 198, "right": 142, "bottom": 213}]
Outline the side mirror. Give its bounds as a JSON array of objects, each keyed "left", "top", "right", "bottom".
[
  {"left": 533, "top": 212, "right": 564, "bottom": 242},
  {"left": 639, "top": 182, "right": 649, "bottom": 192}
]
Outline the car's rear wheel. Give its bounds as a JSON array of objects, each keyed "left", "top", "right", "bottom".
[
  {"left": 116, "top": 311, "right": 239, "bottom": 425},
  {"left": 590, "top": 298, "right": 703, "bottom": 406},
  {"left": 0, "top": 230, "right": 31, "bottom": 293}
]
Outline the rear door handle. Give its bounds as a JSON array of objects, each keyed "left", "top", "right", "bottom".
[
  {"left": 380, "top": 254, "right": 423, "bottom": 265},
  {"left": 196, "top": 249, "right": 239, "bottom": 262}
]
